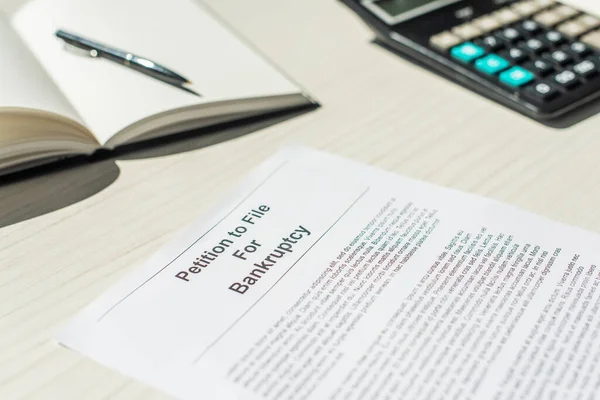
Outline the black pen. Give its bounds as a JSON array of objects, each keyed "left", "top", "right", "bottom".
[{"left": 55, "top": 29, "right": 200, "bottom": 95}]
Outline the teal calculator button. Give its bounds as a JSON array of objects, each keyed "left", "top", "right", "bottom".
[
  {"left": 475, "top": 54, "right": 510, "bottom": 75},
  {"left": 499, "top": 66, "right": 535, "bottom": 87},
  {"left": 450, "top": 42, "right": 485, "bottom": 63}
]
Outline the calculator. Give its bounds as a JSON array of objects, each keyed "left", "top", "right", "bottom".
[{"left": 341, "top": 0, "right": 600, "bottom": 121}]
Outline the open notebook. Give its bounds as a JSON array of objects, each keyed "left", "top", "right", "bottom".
[{"left": 0, "top": 0, "right": 314, "bottom": 173}]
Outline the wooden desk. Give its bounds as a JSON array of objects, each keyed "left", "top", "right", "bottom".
[{"left": 1, "top": 0, "right": 600, "bottom": 398}]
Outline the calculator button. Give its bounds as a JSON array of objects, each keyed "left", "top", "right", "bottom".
[
  {"left": 512, "top": 1, "right": 543, "bottom": 17},
  {"left": 544, "top": 30, "right": 566, "bottom": 45},
  {"left": 526, "top": 59, "right": 555, "bottom": 76},
  {"left": 479, "top": 36, "right": 505, "bottom": 52},
  {"left": 493, "top": 8, "right": 521, "bottom": 25},
  {"left": 521, "top": 20, "right": 542, "bottom": 35},
  {"left": 523, "top": 82, "right": 560, "bottom": 102},
  {"left": 500, "top": 66, "right": 535, "bottom": 87},
  {"left": 521, "top": 38, "right": 548, "bottom": 53},
  {"left": 451, "top": 42, "right": 486, "bottom": 62},
  {"left": 581, "top": 31, "right": 600, "bottom": 50},
  {"left": 553, "top": 70, "right": 579, "bottom": 89},
  {"left": 557, "top": 20, "right": 589, "bottom": 37},
  {"left": 569, "top": 42, "right": 592, "bottom": 57},
  {"left": 498, "top": 27, "right": 523, "bottom": 43},
  {"left": 430, "top": 31, "right": 462, "bottom": 51},
  {"left": 475, "top": 54, "right": 511, "bottom": 75},
  {"left": 452, "top": 23, "right": 483, "bottom": 40},
  {"left": 545, "top": 49, "right": 573, "bottom": 65},
  {"left": 575, "top": 15, "right": 600, "bottom": 31},
  {"left": 472, "top": 15, "right": 502, "bottom": 33},
  {"left": 534, "top": 9, "right": 568, "bottom": 27},
  {"left": 573, "top": 60, "right": 598, "bottom": 78},
  {"left": 553, "top": 5, "right": 579, "bottom": 19},
  {"left": 533, "top": 0, "right": 555, "bottom": 7},
  {"left": 500, "top": 47, "right": 529, "bottom": 64}
]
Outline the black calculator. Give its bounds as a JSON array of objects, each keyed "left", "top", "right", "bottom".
[{"left": 342, "top": 0, "right": 600, "bottom": 121}]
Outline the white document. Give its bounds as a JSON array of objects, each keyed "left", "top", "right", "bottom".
[{"left": 59, "top": 147, "right": 600, "bottom": 400}]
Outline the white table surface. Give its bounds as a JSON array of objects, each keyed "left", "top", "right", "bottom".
[{"left": 2, "top": 0, "right": 600, "bottom": 398}]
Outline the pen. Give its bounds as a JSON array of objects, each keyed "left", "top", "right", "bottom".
[{"left": 55, "top": 29, "right": 198, "bottom": 94}]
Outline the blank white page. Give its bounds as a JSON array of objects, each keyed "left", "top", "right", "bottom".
[{"left": 0, "top": 14, "right": 82, "bottom": 124}]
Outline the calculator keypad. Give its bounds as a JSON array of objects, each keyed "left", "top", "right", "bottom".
[
  {"left": 521, "top": 20, "right": 542, "bottom": 34},
  {"left": 452, "top": 23, "right": 483, "bottom": 40},
  {"left": 451, "top": 42, "right": 486, "bottom": 62},
  {"left": 544, "top": 30, "right": 565, "bottom": 45},
  {"left": 578, "top": 15, "right": 600, "bottom": 31},
  {"left": 476, "top": 54, "right": 511, "bottom": 74},
  {"left": 524, "top": 82, "right": 559, "bottom": 101},
  {"left": 569, "top": 42, "right": 591, "bottom": 56},
  {"left": 430, "top": 31, "right": 462, "bottom": 50},
  {"left": 582, "top": 31, "right": 600, "bottom": 48},
  {"left": 500, "top": 47, "right": 529, "bottom": 64},
  {"left": 473, "top": 15, "right": 502, "bottom": 32},
  {"left": 526, "top": 59, "right": 555, "bottom": 76},
  {"left": 500, "top": 66, "right": 535, "bottom": 87},
  {"left": 512, "top": 2, "right": 542, "bottom": 17},
  {"left": 545, "top": 49, "right": 572, "bottom": 65},
  {"left": 521, "top": 38, "right": 547, "bottom": 53},
  {"left": 479, "top": 36, "right": 505, "bottom": 52},
  {"left": 429, "top": 0, "right": 600, "bottom": 112},
  {"left": 573, "top": 60, "right": 597, "bottom": 78},
  {"left": 498, "top": 27, "right": 523, "bottom": 42},
  {"left": 558, "top": 19, "right": 589, "bottom": 36},
  {"left": 554, "top": 70, "right": 579, "bottom": 89}
]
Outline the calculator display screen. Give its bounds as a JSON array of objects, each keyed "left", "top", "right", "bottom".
[{"left": 369, "top": 0, "right": 460, "bottom": 23}]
